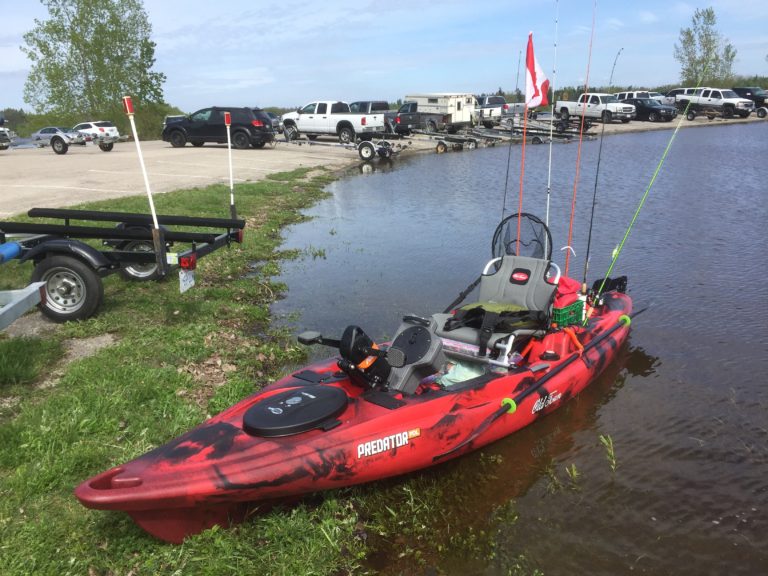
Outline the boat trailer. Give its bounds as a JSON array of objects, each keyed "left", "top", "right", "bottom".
[{"left": 281, "top": 132, "right": 409, "bottom": 161}]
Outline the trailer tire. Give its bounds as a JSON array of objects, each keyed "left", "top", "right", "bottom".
[
  {"left": 118, "top": 239, "right": 160, "bottom": 282},
  {"left": 32, "top": 255, "right": 103, "bottom": 322},
  {"left": 338, "top": 126, "right": 355, "bottom": 144},
  {"left": 51, "top": 137, "right": 69, "bottom": 155},
  {"left": 358, "top": 141, "right": 375, "bottom": 161},
  {"left": 435, "top": 141, "right": 447, "bottom": 154},
  {"left": 99, "top": 142, "right": 114, "bottom": 152}
]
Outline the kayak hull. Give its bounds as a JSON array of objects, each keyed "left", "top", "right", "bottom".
[{"left": 75, "top": 292, "right": 632, "bottom": 543}]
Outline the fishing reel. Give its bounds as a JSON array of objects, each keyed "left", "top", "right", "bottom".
[{"left": 298, "top": 326, "right": 405, "bottom": 390}]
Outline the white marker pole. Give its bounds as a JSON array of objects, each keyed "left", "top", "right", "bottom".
[
  {"left": 224, "top": 111, "right": 236, "bottom": 218},
  {"left": 123, "top": 95, "right": 159, "bottom": 230}
]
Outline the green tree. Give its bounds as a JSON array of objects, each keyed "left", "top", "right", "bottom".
[
  {"left": 673, "top": 7, "right": 736, "bottom": 85},
  {"left": 21, "top": 0, "right": 165, "bottom": 118}
]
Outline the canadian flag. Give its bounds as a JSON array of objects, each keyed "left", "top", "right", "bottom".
[{"left": 525, "top": 32, "right": 549, "bottom": 108}]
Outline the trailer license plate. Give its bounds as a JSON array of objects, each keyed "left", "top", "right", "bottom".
[{"left": 179, "top": 269, "right": 195, "bottom": 293}]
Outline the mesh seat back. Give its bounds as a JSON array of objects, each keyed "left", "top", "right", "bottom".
[{"left": 478, "top": 255, "right": 556, "bottom": 312}]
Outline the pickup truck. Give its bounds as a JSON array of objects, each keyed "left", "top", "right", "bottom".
[
  {"left": 349, "top": 101, "right": 397, "bottom": 133},
  {"left": 476, "top": 95, "right": 509, "bottom": 128},
  {"left": 681, "top": 88, "right": 754, "bottom": 119},
  {"left": 282, "top": 101, "right": 385, "bottom": 143},
  {"left": 555, "top": 93, "right": 635, "bottom": 123},
  {"left": 393, "top": 101, "right": 446, "bottom": 135}
]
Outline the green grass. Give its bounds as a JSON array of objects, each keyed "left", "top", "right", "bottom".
[
  {"left": 0, "top": 337, "right": 63, "bottom": 387},
  {"left": 0, "top": 168, "right": 377, "bottom": 575},
  {"left": 0, "top": 165, "right": 526, "bottom": 576}
]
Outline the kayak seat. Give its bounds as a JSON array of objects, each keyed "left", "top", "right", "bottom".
[{"left": 433, "top": 255, "right": 558, "bottom": 367}]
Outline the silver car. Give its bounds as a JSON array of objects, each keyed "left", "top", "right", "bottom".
[{"left": 30, "top": 126, "right": 86, "bottom": 154}]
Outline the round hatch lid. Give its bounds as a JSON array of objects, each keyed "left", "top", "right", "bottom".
[{"left": 242, "top": 386, "right": 348, "bottom": 437}]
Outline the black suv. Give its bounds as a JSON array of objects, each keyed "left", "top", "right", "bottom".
[{"left": 162, "top": 107, "right": 274, "bottom": 149}]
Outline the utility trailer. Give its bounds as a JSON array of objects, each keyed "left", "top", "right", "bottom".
[
  {"left": 0, "top": 208, "right": 244, "bottom": 322},
  {"left": 282, "top": 132, "right": 408, "bottom": 161}
]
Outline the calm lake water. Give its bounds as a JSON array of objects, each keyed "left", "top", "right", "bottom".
[{"left": 272, "top": 123, "right": 768, "bottom": 575}]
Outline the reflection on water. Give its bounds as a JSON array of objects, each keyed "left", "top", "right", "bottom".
[{"left": 271, "top": 123, "right": 768, "bottom": 575}]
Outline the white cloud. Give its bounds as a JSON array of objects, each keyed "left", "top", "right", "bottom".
[{"left": 639, "top": 11, "right": 659, "bottom": 23}]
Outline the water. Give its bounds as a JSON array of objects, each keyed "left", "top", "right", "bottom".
[{"left": 271, "top": 123, "right": 768, "bottom": 575}]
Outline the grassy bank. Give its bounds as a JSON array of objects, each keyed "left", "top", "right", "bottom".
[{"left": 0, "top": 169, "right": 534, "bottom": 576}]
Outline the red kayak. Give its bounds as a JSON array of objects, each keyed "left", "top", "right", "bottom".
[{"left": 75, "top": 213, "right": 634, "bottom": 543}]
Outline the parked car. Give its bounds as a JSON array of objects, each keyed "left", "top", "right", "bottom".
[
  {"left": 72, "top": 120, "right": 120, "bottom": 141},
  {"left": 30, "top": 126, "right": 86, "bottom": 154},
  {"left": 731, "top": 87, "right": 766, "bottom": 109},
  {"left": 162, "top": 107, "right": 275, "bottom": 149},
  {"left": 620, "top": 98, "right": 677, "bottom": 122},
  {"left": 265, "top": 111, "right": 283, "bottom": 133}
]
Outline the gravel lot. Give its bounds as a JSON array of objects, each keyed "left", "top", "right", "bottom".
[{"left": 1, "top": 114, "right": 761, "bottom": 219}]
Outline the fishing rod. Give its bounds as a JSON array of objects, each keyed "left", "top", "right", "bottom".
[
  {"left": 500, "top": 49, "right": 524, "bottom": 223},
  {"left": 564, "top": 0, "right": 597, "bottom": 277},
  {"left": 545, "top": 0, "right": 560, "bottom": 248},
  {"left": 581, "top": 46, "right": 623, "bottom": 293},
  {"left": 588, "top": 60, "right": 714, "bottom": 320}
]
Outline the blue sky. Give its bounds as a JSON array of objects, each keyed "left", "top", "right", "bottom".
[{"left": 1, "top": 0, "right": 766, "bottom": 113}]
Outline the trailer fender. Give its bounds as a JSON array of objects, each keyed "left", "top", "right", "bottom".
[{"left": 19, "top": 239, "right": 111, "bottom": 271}]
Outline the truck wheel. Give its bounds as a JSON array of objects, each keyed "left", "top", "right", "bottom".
[
  {"left": 686, "top": 111, "right": 696, "bottom": 121},
  {"left": 560, "top": 108, "right": 569, "bottom": 120},
  {"left": 358, "top": 141, "right": 375, "bottom": 161},
  {"left": 722, "top": 107, "right": 734, "bottom": 119},
  {"left": 118, "top": 240, "right": 160, "bottom": 282},
  {"left": 758, "top": 108, "right": 767, "bottom": 119},
  {"left": 232, "top": 131, "right": 250, "bottom": 149},
  {"left": 51, "top": 137, "right": 69, "bottom": 155},
  {"left": 284, "top": 124, "right": 299, "bottom": 141},
  {"left": 169, "top": 130, "right": 187, "bottom": 147},
  {"left": 31, "top": 255, "right": 104, "bottom": 322},
  {"left": 99, "top": 142, "right": 114, "bottom": 152},
  {"left": 602, "top": 110, "right": 612, "bottom": 123},
  {"left": 338, "top": 126, "right": 355, "bottom": 144}
]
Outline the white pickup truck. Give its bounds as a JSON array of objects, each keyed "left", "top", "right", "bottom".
[
  {"left": 555, "top": 93, "right": 635, "bottom": 123},
  {"left": 282, "top": 101, "right": 385, "bottom": 143}
]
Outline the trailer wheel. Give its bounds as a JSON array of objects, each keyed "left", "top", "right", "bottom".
[
  {"left": 51, "top": 137, "right": 69, "bottom": 155},
  {"left": 99, "top": 142, "right": 114, "bottom": 152},
  {"left": 358, "top": 141, "right": 375, "bottom": 161},
  {"left": 466, "top": 139, "right": 477, "bottom": 150},
  {"left": 31, "top": 255, "right": 103, "bottom": 322},
  {"left": 118, "top": 240, "right": 160, "bottom": 282},
  {"left": 435, "top": 141, "right": 447, "bottom": 154}
]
